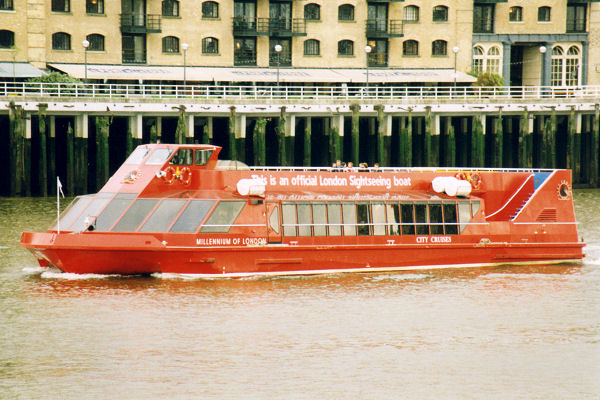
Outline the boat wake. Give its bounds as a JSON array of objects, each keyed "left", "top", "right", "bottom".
[
  {"left": 366, "top": 273, "right": 432, "bottom": 282},
  {"left": 22, "top": 266, "right": 121, "bottom": 280}
]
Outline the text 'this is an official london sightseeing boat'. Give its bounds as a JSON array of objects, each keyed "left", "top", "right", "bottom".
[{"left": 21, "top": 143, "right": 585, "bottom": 277}]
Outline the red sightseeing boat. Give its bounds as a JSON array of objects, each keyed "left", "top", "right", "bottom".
[{"left": 21, "top": 143, "right": 585, "bottom": 277}]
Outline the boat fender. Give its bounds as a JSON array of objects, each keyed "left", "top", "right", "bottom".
[
  {"left": 180, "top": 167, "right": 192, "bottom": 185},
  {"left": 237, "top": 178, "right": 266, "bottom": 196},
  {"left": 163, "top": 166, "right": 176, "bottom": 184}
]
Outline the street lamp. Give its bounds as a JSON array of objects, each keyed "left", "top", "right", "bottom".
[
  {"left": 539, "top": 45, "right": 547, "bottom": 87},
  {"left": 82, "top": 39, "right": 89, "bottom": 83},
  {"left": 365, "top": 45, "right": 372, "bottom": 90},
  {"left": 274, "top": 44, "right": 282, "bottom": 88},
  {"left": 452, "top": 46, "right": 459, "bottom": 88},
  {"left": 182, "top": 42, "right": 189, "bottom": 87}
]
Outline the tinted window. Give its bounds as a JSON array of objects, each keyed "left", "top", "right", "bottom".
[
  {"left": 145, "top": 148, "right": 174, "bottom": 165},
  {"left": 386, "top": 203, "right": 400, "bottom": 235},
  {"left": 195, "top": 149, "right": 213, "bottom": 165},
  {"left": 170, "top": 200, "right": 215, "bottom": 233},
  {"left": 282, "top": 203, "right": 297, "bottom": 237},
  {"left": 429, "top": 203, "right": 443, "bottom": 235},
  {"left": 70, "top": 194, "right": 113, "bottom": 232},
  {"left": 415, "top": 203, "right": 428, "bottom": 235},
  {"left": 169, "top": 148, "right": 193, "bottom": 165},
  {"left": 372, "top": 202, "right": 386, "bottom": 236},
  {"left": 94, "top": 193, "right": 136, "bottom": 231},
  {"left": 269, "top": 205, "right": 280, "bottom": 234},
  {"left": 124, "top": 147, "right": 151, "bottom": 165},
  {"left": 342, "top": 202, "right": 356, "bottom": 236},
  {"left": 112, "top": 199, "right": 159, "bottom": 232},
  {"left": 444, "top": 202, "right": 458, "bottom": 235},
  {"left": 356, "top": 202, "right": 371, "bottom": 236},
  {"left": 458, "top": 201, "right": 471, "bottom": 233},
  {"left": 55, "top": 195, "right": 93, "bottom": 231},
  {"left": 313, "top": 203, "right": 327, "bottom": 237},
  {"left": 140, "top": 199, "right": 187, "bottom": 232},
  {"left": 327, "top": 202, "right": 342, "bottom": 236},
  {"left": 200, "top": 201, "right": 245, "bottom": 233},
  {"left": 297, "top": 203, "right": 312, "bottom": 237},
  {"left": 401, "top": 202, "right": 415, "bottom": 235}
]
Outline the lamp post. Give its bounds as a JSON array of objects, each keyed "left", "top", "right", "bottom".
[
  {"left": 365, "top": 45, "right": 372, "bottom": 91},
  {"left": 274, "top": 44, "right": 282, "bottom": 88},
  {"left": 452, "top": 46, "right": 459, "bottom": 88},
  {"left": 539, "top": 45, "right": 547, "bottom": 87},
  {"left": 82, "top": 39, "right": 89, "bottom": 83},
  {"left": 182, "top": 42, "right": 189, "bottom": 87}
]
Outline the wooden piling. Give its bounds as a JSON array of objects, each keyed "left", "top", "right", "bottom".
[
  {"left": 303, "top": 116, "right": 311, "bottom": 166},
  {"left": 549, "top": 107, "right": 557, "bottom": 169},
  {"left": 8, "top": 101, "right": 24, "bottom": 196},
  {"left": 424, "top": 106, "right": 433, "bottom": 167},
  {"left": 350, "top": 103, "right": 360, "bottom": 165},
  {"left": 592, "top": 105, "right": 600, "bottom": 187},
  {"left": 519, "top": 109, "right": 528, "bottom": 168},
  {"left": 228, "top": 106, "right": 237, "bottom": 160},
  {"left": 375, "top": 105, "right": 385, "bottom": 166},
  {"left": 567, "top": 107, "right": 576, "bottom": 178},
  {"left": 254, "top": 118, "right": 266, "bottom": 166},
  {"left": 471, "top": 115, "right": 484, "bottom": 168},
  {"left": 96, "top": 116, "right": 110, "bottom": 191},
  {"left": 66, "top": 122, "right": 74, "bottom": 196},
  {"left": 175, "top": 106, "right": 186, "bottom": 145},
  {"left": 493, "top": 109, "right": 503, "bottom": 168},
  {"left": 149, "top": 123, "right": 158, "bottom": 144},
  {"left": 277, "top": 107, "right": 286, "bottom": 166},
  {"left": 446, "top": 119, "right": 456, "bottom": 167},
  {"left": 38, "top": 104, "right": 48, "bottom": 197}
]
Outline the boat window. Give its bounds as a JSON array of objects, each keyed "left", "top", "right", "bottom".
[
  {"left": 170, "top": 199, "right": 215, "bottom": 233},
  {"left": 372, "top": 202, "right": 386, "bottom": 236},
  {"left": 342, "top": 202, "right": 356, "bottom": 236},
  {"left": 356, "top": 202, "right": 371, "bottom": 236},
  {"left": 458, "top": 201, "right": 472, "bottom": 233},
  {"left": 327, "top": 202, "right": 342, "bottom": 236},
  {"left": 54, "top": 195, "right": 93, "bottom": 231},
  {"left": 140, "top": 199, "right": 188, "bottom": 232},
  {"left": 312, "top": 203, "right": 327, "bottom": 237},
  {"left": 269, "top": 205, "right": 280, "bottom": 234},
  {"left": 471, "top": 200, "right": 481, "bottom": 217},
  {"left": 297, "top": 203, "right": 312, "bottom": 237},
  {"left": 200, "top": 201, "right": 245, "bottom": 233},
  {"left": 169, "top": 148, "right": 193, "bottom": 165},
  {"left": 401, "top": 202, "right": 415, "bottom": 235},
  {"left": 282, "top": 203, "right": 297, "bottom": 236},
  {"left": 94, "top": 193, "right": 137, "bottom": 231},
  {"left": 386, "top": 202, "right": 400, "bottom": 235},
  {"left": 415, "top": 202, "right": 429, "bottom": 235},
  {"left": 195, "top": 149, "right": 213, "bottom": 166},
  {"left": 111, "top": 199, "right": 159, "bottom": 232},
  {"left": 124, "top": 147, "right": 151, "bottom": 165},
  {"left": 145, "top": 148, "right": 174, "bottom": 165},
  {"left": 69, "top": 193, "right": 114, "bottom": 232},
  {"left": 429, "top": 203, "right": 444, "bottom": 235},
  {"left": 443, "top": 202, "right": 458, "bottom": 235}
]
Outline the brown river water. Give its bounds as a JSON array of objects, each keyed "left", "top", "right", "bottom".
[{"left": 1, "top": 191, "right": 599, "bottom": 399}]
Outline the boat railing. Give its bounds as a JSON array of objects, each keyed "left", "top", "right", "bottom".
[{"left": 250, "top": 166, "right": 557, "bottom": 173}]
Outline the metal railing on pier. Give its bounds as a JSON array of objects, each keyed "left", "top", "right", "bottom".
[{"left": 1, "top": 81, "right": 599, "bottom": 102}]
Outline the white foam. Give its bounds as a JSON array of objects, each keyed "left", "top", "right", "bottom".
[
  {"left": 40, "top": 270, "right": 119, "bottom": 280},
  {"left": 22, "top": 266, "right": 49, "bottom": 275},
  {"left": 367, "top": 273, "right": 432, "bottom": 282}
]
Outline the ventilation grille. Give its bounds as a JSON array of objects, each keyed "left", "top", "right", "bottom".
[{"left": 536, "top": 208, "right": 557, "bottom": 222}]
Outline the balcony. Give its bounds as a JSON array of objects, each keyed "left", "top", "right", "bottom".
[
  {"left": 257, "top": 18, "right": 307, "bottom": 37},
  {"left": 366, "top": 19, "right": 403, "bottom": 38},
  {"left": 233, "top": 17, "right": 259, "bottom": 36},
  {"left": 120, "top": 14, "right": 161, "bottom": 33},
  {"left": 234, "top": 51, "right": 257, "bottom": 66},
  {"left": 368, "top": 52, "right": 388, "bottom": 67},
  {"left": 122, "top": 49, "right": 147, "bottom": 64},
  {"left": 269, "top": 52, "right": 292, "bottom": 67}
]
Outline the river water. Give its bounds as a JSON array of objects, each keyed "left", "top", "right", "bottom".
[{"left": 1, "top": 191, "right": 599, "bottom": 399}]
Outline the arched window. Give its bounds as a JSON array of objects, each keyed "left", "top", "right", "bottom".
[
  {"left": 304, "top": 39, "right": 320, "bottom": 56},
  {"left": 433, "top": 5, "right": 448, "bottom": 22},
  {"left": 0, "top": 30, "right": 15, "bottom": 49},
  {"left": 202, "top": 1, "right": 218, "bottom": 19},
  {"left": 202, "top": 37, "right": 218, "bottom": 54},
  {"left": 486, "top": 46, "right": 501, "bottom": 74},
  {"left": 538, "top": 6, "right": 551, "bottom": 22},
  {"left": 338, "top": 4, "right": 354, "bottom": 21},
  {"left": 432, "top": 40, "right": 447, "bottom": 56},
  {"left": 472, "top": 45, "right": 484, "bottom": 74},
  {"left": 509, "top": 6, "right": 522, "bottom": 22},
  {"left": 162, "top": 36, "right": 179, "bottom": 53},
  {"left": 86, "top": 34, "right": 105, "bottom": 51},
  {"left": 403, "top": 39, "right": 419, "bottom": 56},
  {"left": 162, "top": 0, "right": 179, "bottom": 17},
  {"left": 403, "top": 6, "right": 419, "bottom": 22},
  {"left": 552, "top": 45, "right": 581, "bottom": 86},
  {"left": 52, "top": 32, "right": 71, "bottom": 50},
  {"left": 305, "top": 3, "right": 320, "bottom": 21},
  {"left": 338, "top": 40, "right": 353, "bottom": 56}
]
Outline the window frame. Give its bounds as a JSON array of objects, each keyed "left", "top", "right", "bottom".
[
  {"left": 338, "top": 4, "right": 354, "bottom": 21},
  {"left": 304, "top": 39, "right": 320, "bottom": 56},
  {"left": 0, "top": 30, "right": 15, "bottom": 49},
  {"left": 162, "top": 36, "right": 180, "bottom": 54},
  {"left": 403, "top": 39, "right": 419, "bottom": 56},
  {"left": 86, "top": 34, "right": 105, "bottom": 51},
  {"left": 432, "top": 5, "right": 448, "bottom": 22},
  {"left": 51, "top": 0, "right": 70, "bottom": 13},
  {"left": 0, "top": 0, "right": 14, "bottom": 10},
  {"left": 202, "top": 37, "right": 219, "bottom": 54},
  {"left": 509, "top": 6, "right": 522, "bottom": 22},
  {"left": 202, "top": 1, "right": 219, "bottom": 19},
  {"left": 432, "top": 39, "right": 447, "bottom": 56},
  {"left": 304, "top": 3, "right": 320, "bottom": 21},
  {"left": 537, "top": 6, "right": 551, "bottom": 22},
  {"left": 338, "top": 39, "right": 354, "bottom": 56},
  {"left": 403, "top": 5, "right": 419, "bottom": 23},
  {"left": 86, "top": 0, "right": 104, "bottom": 14},
  {"left": 162, "top": 0, "right": 180, "bottom": 17},
  {"left": 52, "top": 32, "right": 71, "bottom": 51}
]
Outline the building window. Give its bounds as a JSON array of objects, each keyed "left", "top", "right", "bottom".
[
  {"left": 304, "top": 3, "right": 320, "bottom": 21},
  {"left": 162, "top": 0, "right": 179, "bottom": 17},
  {"left": 403, "top": 39, "right": 418, "bottom": 56},
  {"left": 202, "top": 37, "right": 218, "bottom": 54},
  {"left": 162, "top": 36, "right": 179, "bottom": 53},
  {"left": 551, "top": 45, "right": 581, "bottom": 86},
  {"left": 52, "top": 32, "right": 71, "bottom": 50},
  {"left": 567, "top": 4, "right": 586, "bottom": 33},
  {"left": 86, "top": 0, "right": 104, "bottom": 14},
  {"left": 432, "top": 5, "right": 448, "bottom": 22},
  {"left": 538, "top": 6, "right": 551, "bottom": 22},
  {"left": 0, "top": 0, "right": 14, "bottom": 10},
  {"left": 338, "top": 4, "right": 354, "bottom": 21},
  {"left": 86, "top": 34, "right": 104, "bottom": 51},
  {"left": 509, "top": 6, "right": 522, "bottom": 22},
  {"left": 403, "top": 5, "right": 419, "bottom": 22},
  {"left": 472, "top": 45, "right": 501, "bottom": 74},
  {"left": 473, "top": 4, "right": 493, "bottom": 33},
  {"left": 52, "top": 0, "right": 70, "bottom": 12},
  {"left": 0, "top": 30, "right": 14, "bottom": 48},
  {"left": 432, "top": 40, "right": 447, "bottom": 56},
  {"left": 338, "top": 40, "right": 353, "bottom": 56},
  {"left": 472, "top": 46, "right": 484, "bottom": 74},
  {"left": 202, "top": 1, "right": 218, "bottom": 19},
  {"left": 304, "top": 39, "right": 320, "bottom": 56},
  {"left": 234, "top": 37, "right": 256, "bottom": 66}
]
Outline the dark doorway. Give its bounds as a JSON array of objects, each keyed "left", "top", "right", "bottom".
[{"left": 510, "top": 45, "right": 524, "bottom": 86}]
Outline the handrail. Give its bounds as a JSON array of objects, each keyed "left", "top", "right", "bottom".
[{"left": 1, "top": 81, "right": 599, "bottom": 102}]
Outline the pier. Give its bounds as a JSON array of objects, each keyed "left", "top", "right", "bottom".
[{"left": 2, "top": 82, "right": 599, "bottom": 196}]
